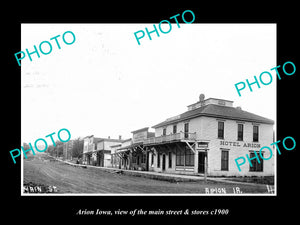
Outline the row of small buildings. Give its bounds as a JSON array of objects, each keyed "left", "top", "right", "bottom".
[{"left": 70, "top": 94, "right": 275, "bottom": 177}]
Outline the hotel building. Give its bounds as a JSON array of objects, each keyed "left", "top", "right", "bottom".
[{"left": 143, "top": 94, "right": 275, "bottom": 176}]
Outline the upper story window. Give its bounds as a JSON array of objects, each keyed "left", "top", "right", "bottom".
[
  {"left": 173, "top": 124, "right": 177, "bottom": 134},
  {"left": 218, "top": 121, "right": 224, "bottom": 139},
  {"left": 184, "top": 123, "right": 189, "bottom": 138},
  {"left": 163, "top": 128, "right": 166, "bottom": 136},
  {"left": 253, "top": 125, "right": 259, "bottom": 142},
  {"left": 237, "top": 124, "right": 244, "bottom": 141}
]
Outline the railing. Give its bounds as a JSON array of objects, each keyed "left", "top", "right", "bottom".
[{"left": 144, "top": 132, "right": 196, "bottom": 145}]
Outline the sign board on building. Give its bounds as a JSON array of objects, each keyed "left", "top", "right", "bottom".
[
  {"left": 197, "top": 142, "right": 209, "bottom": 149},
  {"left": 220, "top": 140, "right": 260, "bottom": 148},
  {"left": 132, "top": 128, "right": 150, "bottom": 144}
]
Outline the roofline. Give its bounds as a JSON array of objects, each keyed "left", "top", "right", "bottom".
[
  {"left": 186, "top": 98, "right": 234, "bottom": 107},
  {"left": 117, "top": 142, "right": 144, "bottom": 150},
  {"left": 96, "top": 138, "right": 124, "bottom": 143},
  {"left": 83, "top": 135, "right": 94, "bottom": 139},
  {"left": 205, "top": 97, "right": 234, "bottom": 103},
  {"left": 122, "top": 138, "right": 132, "bottom": 142},
  {"left": 131, "top": 127, "right": 149, "bottom": 134},
  {"left": 152, "top": 113, "right": 274, "bottom": 128}
]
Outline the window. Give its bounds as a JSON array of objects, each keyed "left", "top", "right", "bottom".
[
  {"left": 185, "top": 148, "right": 195, "bottom": 166},
  {"left": 176, "top": 147, "right": 194, "bottom": 166},
  {"left": 132, "top": 155, "right": 137, "bottom": 163},
  {"left": 249, "top": 152, "right": 263, "bottom": 172},
  {"left": 141, "top": 153, "right": 146, "bottom": 164},
  {"left": 237, "top": 124, "right": 244, "bottom": 141},
  {"left": 157, "top": 153, "right": 160, "bottom": 167},
  {"left": 221, "top": 150, "right": 229, "bottom": 171},
  {"left": 173, "top": 124, "right": 177, "bottom": 134},
  {"left": 163, "top": 128, "right": 166, "bottom": 136},
  {"left": 176, "top": 148, "right": 185, "bottom": 166},
  {"left": 168, "top": 152, "right": 172, "bottom": 168},
  {"left": 253, "top": 125, "right": 259, "bottom": 142},
  {"left": 184, "top": 123, "right": 189, "bottom": 138},
  {"left": 218, "top": 121, "right": 224, "bottom": 139},
  {"left": 137, "top": 155, "right": 140, "bottom": 165},
  {"left": 151, "top": 153, "right": 154, "bottom": 165}
]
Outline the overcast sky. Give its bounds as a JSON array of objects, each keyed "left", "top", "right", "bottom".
[{"left": 21, "top": 23, "right": 276, "bottom": 144}]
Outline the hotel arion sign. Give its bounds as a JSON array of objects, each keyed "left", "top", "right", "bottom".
[
  {"left": 197, "top": 140, "right": 260, "bottom": 150},
  {"left": 220, "top": 140, "right": 260, "bottom": 148}
]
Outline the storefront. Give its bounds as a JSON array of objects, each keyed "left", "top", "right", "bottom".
[
  {"left": 114, "top": 139, "right": 132, "bottom": 170},
  {"left": 144, "top": 132, "right": 199, "bottom": 174}
]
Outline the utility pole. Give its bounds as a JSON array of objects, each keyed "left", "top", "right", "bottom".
[{"left": 204, "top": 150, "right": 208, "bottom": 183}]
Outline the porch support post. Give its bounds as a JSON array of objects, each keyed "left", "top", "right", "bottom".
[
  {"left": 183, "top": 140, "right": 196, "bottom": 153},
  {"left": 150, "top": 147, "right": 157, "bottom": 156},
  {"left": 137, "top": 145, "right": 145, "bottom": 153}
]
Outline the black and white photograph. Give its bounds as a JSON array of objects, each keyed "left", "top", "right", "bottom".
[
  {"left": 4, "top": 3, "right": 298, "bottom": 223},
  {"left": 20, "top": 23, "right": 276, "bottom": 195}
]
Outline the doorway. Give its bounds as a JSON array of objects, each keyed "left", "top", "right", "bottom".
[
  {"left": 198, "top": 151, "right": 207, "bottom": 173},
  {"left": 162, "top": 154, "right": 166, "bottom": 171}
]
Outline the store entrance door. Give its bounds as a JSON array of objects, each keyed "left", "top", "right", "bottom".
[
  {"left": 198, "top": 152, "right": 207, "bottom": 173},
  {"left": 162, "top": 154, "right": 166, "bottom": 171}
]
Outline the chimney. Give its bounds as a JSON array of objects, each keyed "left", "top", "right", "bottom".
[{"left": 199, "top": 93, "right": 205, "bottom": 106}]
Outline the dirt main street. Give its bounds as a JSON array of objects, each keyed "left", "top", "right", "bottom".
[{"left": 23, "top": 154, "right": 270, "bottom": 194}]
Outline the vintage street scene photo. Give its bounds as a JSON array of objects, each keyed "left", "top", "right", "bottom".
[{"left": 21, "top": 23, "right": 276, "bottom": 195}]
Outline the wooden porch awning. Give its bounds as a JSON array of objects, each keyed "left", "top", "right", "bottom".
[{"left": 146, "top": 141, "right": 196, "bottom": 153}]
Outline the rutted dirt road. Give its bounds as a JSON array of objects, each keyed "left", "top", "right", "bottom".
[{"left": 23, "top": 154, "right": 269, "bottom": 194}]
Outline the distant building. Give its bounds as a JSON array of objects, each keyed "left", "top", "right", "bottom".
[
  {"left": 130, "top": 127, "right": 154, "bottom": 171},
  {"left": 82, "top": 135, "right": 103, "bottom": 165},
  {"left": 110, "top": 143, "right": 122, "bottom": 168},
  {"left": 82, "top": 135, "right": 123, "bottom": 166},
  {"left": 96, "top": 137, "right": 123, "bottom": 167},
  {"left": 112, "top": 138, "right": 132, "bottom": 170},
  {"left": 113, "top": 127, "right": 154, "bottom": 171}
]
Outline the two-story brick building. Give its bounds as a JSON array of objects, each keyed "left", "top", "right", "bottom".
[{"left": 144, "top": 94, "right": 274, "bottom": 177}]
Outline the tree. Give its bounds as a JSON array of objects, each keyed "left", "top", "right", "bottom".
[
  {"left": 72, "top": 138, "right": 84, "bottom": 159},
  {"left": 53, "top": 140, "right": 63, "bottom": 157},
  {"left": 47, "top": 144, "right": 55, "bottom": 156}
]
